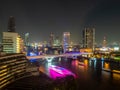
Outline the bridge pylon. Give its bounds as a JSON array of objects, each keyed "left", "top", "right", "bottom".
[{"left": 45, "top": 56, "right": 55, "bottom": 62}]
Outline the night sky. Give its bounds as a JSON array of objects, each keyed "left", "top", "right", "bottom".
[{"left": 0, "top": 0, "right": 120, "bottom": 44}]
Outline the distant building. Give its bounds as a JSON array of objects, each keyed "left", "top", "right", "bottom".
[
  {"left": 2, "top": 32, "right": 24, "bottom": 53},
  {"left": 25, "top": 33, "right": 30, "bottom": 46},
  {"left": 0, "top": 53, "right": 27, "bottom": 89},
  {"left": 102, "top": 36, "right": 107, "bottom": 47},
  {"left": 82, "top": 28, "right": 95, "bottom": 51},
  {"left": 2, "top": 16, "right": 24, "bottom": 53},
  {"left": 63, "top": 32, "right": 70, "bottom": 53},
  {"left": 8, "top": 16, "right": 16, "bottom": 32},
  {"left": 53, "top": 36, "right": 61, "bottom": 46},
  {"left": 49, "top": 32, "right": 54, "bottom": 46},
  {"left": 0, "top": 43, "right": 3, "bottom": 52}
]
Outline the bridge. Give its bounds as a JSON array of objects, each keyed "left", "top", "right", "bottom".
[{"left": 26, "top": 52, "right": 93, "bottom": 62}]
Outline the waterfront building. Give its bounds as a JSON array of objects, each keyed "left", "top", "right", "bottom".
[
  {"left": 25, "top": 33, "right": 30, "bottom": 46},
  {"left": 82, "top": 28, "right": 95, "bottom": 51},
  {"left": 2, "top": 16, "right": 24, "bottom": 53},
  {"left": 2, "top": 32, "right": 24, "bottom": 53},
  {"left": 0, "top": 43, "right": 3, "bottom": 52},
  {"left": 0, "top": 53, "right": 28, "bottom": 89},
  {"left": 102, "top": 36, "right": 107, "bottom": 47},
  {"left": 49, "top": 32, "right": 54, "bottom": 47},
  {"left": 63, "top": 32, "right": 70, "bottom": 53},
  {"left": 53, "top": 36, "right": 61, "bottom": 46}
]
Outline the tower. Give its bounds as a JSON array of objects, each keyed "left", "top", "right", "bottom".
[
  {"left": 8, "top": 16, "right": 16, "bottom": 32},
  {"left": 25, "top": 33, "right": 30, "bottom": 46},
  {"left": 2, "top": 32, "right": 23, "bottom": 53},
  {"left": 102, "top": 36, "right": 107, "bottom": 47},
  {"left": 49, "top": 32, "right": 54, "bottom": 46},
  {"left": 63, "top": 32, "right": 70, "bottom": 53},
  {"left": 82, "top": 28, "right": 95, "bottom": 51},
  {"left": 54, "top": 36, "right": 60, "bottom": 46}
]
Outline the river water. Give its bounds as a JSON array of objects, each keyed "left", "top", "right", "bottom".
[{"left": 36, "top": 57, "right": 120, "bottom": 90}]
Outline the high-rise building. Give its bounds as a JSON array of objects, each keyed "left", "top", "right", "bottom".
[
  {"left": 0, "top": 53, "right": 27, "bottom": 89},
  {"left": 53, "top": 36, "right": 61, "bottom": 46},
  {"left": 0, "top": 43, "right": 3, "bottom": 52},
  {"left": 102, "top": 36, "right": 107, "bottom": 47},
  {"left": 63, "top": 32, "right": 70, "bottom": 53},
  {"left": 8, "top": 16, "right": 16, "bottom": 32},
  {"left": 25, "top": 33, "right": 30, "bottom": 46},
  {"left": 2, "top": 32, "right": 24, "bottom": 53},
  {"left": 82, "top": 28, "right": 95, "bottom": 51},
  {"left": 49, "top": 32, "right": 54, "bottom": 46}
]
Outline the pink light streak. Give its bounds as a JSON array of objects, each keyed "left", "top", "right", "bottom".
[{"left": 49, "top": 65, "right": 77, "bottom": 80}]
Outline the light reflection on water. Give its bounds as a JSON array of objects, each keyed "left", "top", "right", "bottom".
[
  {"left": 49, "top": 65, "right": 77, "bottom": 80},
  {"left": 113, "top": 73, "right": 120, "bottom": 80},
  {"left": 104, "top": 62, "right": 110, "bottom": 69},
  {"left": 37, "top": 57, "right": 120, "bottom": 89}
]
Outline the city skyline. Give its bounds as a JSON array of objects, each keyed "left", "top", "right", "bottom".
[{"left": 0, "top": 0, "right": 120, "bottom": 44}]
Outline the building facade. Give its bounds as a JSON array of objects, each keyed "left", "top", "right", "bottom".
[
  {"left": 0, "top": 43, "right": 3, "bottom": 52},
  {"left": 63, "top": 32, "right": 70, "bottom": 53},
  {"left": 53, "top": 36, "right": 61, "bottom": 46},
  {"left": 82, "top": 28, "right": 95, "bottom": 51},
  {"left": 25, "top": 33, "right": 30, "bottom": 46},
  {"left": 0, "top": 53, "right": 28, "bottom": 89},
  {"left": 49, "top": 32, "right": 54, "bottom": 47},
  {"left": 8, "top": 16, "right": 16, "bottom": 32},
  {"left": 102, "top": 36, "right": 107, "bottom": 47},
  {"left": 2, "top": 32, "right": 24, "bottom": 53}
]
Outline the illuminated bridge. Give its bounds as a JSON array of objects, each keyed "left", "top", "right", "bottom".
[{"left": 27, "top": 52, "right": 93, "bottom": 62}]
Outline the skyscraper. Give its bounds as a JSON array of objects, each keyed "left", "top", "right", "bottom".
[
  {"left": 25, "top": 33, "right": 30, "bottom": 46},
  {"left": 49, "top": 32, "right": 54, "bottom": 46},
  {"left": 2, "top": 16, "right": 24, "bottom": 53},
  {"left": 8, "top": 16, "right": 16, "bottom": 32},
  {"left": 102, "top": 36, "right": 107, "bottom": 47},
  {"left": 82, "top": 28, "right": 95, "bottom": 51},
  {"left": 63, "top": 32, "right": 70, "bottom": 53},
  {"left": 2, "top": 32, "right": 24, "bottom": 53},
  {"left": 0, "top": 43, "right": 3, "bottom": 52},
  {"left": 53, "top": 36, "right": 61, "bottom": 46}
]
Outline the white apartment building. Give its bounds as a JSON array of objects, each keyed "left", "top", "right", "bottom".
[{"left": 2, "top": 32, "right": 24, "bottom": 53}]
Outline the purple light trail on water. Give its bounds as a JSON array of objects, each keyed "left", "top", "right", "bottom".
[{"left": 49, "top": 65, "right": 77, "bottom": 80}]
